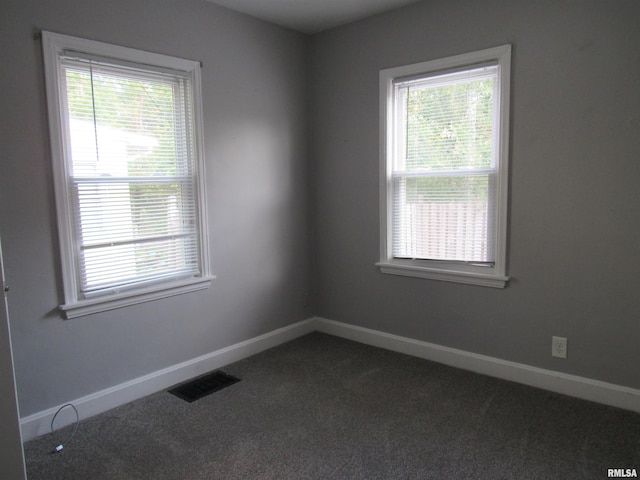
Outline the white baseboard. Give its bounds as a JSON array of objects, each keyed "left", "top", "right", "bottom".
[
  {"left": 22, "top": 316, "right": 640, "bottom": 442},
  {"left": 20, "top": 318, "right": 316, "bottom": 442},
  {"left": 314, "top": 317, "right": 640, "bottom": 414}
]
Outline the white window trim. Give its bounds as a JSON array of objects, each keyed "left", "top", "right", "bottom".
[
  {"left": 42, "top": 32, "right": 213, "bottom": 318},
  {"left": 376, "top": 45, "right": 511, "bottom": 288}
]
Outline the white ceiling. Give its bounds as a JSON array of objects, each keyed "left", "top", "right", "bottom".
[{"left": 206, "top": 0, "right": 423, "bottom": 34}]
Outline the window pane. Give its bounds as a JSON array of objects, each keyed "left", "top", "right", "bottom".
[
  {"left": 403, "top": 75, "right": 495, "bottom": 171},
  {"left": 81, "top": 235, "right": 199, "bottom": 291},
  {"left": 65, "top": 64, "right": 191, "bottom": 178},
  {"left": 74, "top": 179, "right": 198, "bottom": 292},
  {"left": 62, "top": 59, "right": 200, "bottom": 295},
  {"left": 391, "top": 65, "right": 498, "bottom": 264},
  {"left": 392, "top": 174, "right": 492, "bottom": 262}
]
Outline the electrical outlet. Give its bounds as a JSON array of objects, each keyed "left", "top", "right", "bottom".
[{"left": 552, "top": 336, "right": 567, "bottom": 358}]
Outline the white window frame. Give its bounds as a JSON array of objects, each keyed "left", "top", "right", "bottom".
[
  {"left": 377, "top": 45, "right": 511, "bottom": 288},
  {"left": 42, "top": 32, "right": 213, "bottom": 318}
]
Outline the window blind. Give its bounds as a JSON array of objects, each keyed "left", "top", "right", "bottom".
[
  {"left": 60, "top": 57, "right": 201, "bottom": 296},
  {"left": 391, "top": 65, "right": 499, "bottom": 263}
]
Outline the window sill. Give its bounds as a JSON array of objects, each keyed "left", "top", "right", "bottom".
[
  {"left": 59, "top": 276, "right": 214, "bottom": 319},
  {"left": 376, "top": 262, "right": 509, "bottom": 288}
]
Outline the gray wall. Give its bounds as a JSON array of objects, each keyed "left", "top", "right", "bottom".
[
  {"left": 0, "top": 0, "right": 311, "bottom": 417},
  {"left": 310, "top": 0, "right": 640, "bottom": 389}
]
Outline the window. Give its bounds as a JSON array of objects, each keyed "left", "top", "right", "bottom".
[
  {"left": 42, "top": 32, "right": 212, "bottom": 318},
  {"left": 377, "top": 45, "right": 511, "bottom": 288}
]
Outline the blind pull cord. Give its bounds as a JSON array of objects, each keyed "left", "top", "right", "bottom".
[{"left": 89, "top": 62, "right": 100, "bottom": 164}]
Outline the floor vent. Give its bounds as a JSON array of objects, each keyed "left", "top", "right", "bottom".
[{"left": 168, "top": 371, "right": 241, "bottom": 403}]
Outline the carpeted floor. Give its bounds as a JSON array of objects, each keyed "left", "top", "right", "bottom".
[{"left": 24, "top": 333, "right": 640, "bottom": 479}]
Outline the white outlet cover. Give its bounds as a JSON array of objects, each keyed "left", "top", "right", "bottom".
[{"left": 552, "top": 336, "right": 567, "bottom": 359}]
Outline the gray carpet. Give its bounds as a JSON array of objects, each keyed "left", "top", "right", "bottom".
[{"left": 24, "top": 333, "right": 640, "bottom": 479}]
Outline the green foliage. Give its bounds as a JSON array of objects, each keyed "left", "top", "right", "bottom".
[{"left": 405, "top": 78, "right": 494, "bottom": 171}]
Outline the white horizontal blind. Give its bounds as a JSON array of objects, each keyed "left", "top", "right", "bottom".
[
  {"left": 392, "top": 65, "right": 499, "bottom": 263},
  {"left": 60, "top": 57, "right": 201, "bottom": 296}
]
